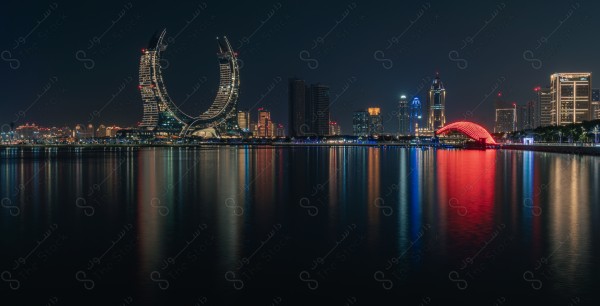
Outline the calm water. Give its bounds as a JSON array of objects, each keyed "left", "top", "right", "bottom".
[{"left": 0, "top": 146, "right": 599, "bottom": 305}]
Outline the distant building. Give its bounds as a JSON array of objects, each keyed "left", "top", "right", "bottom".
[
  {"left": 96, "top": 125, "right": 107, "bottom": 137},
  {"left": 398, "top": 95, "right": 410, "bottom": 135},
  {"left": 550, "top": 72, "right": 592, "bottom": 125},
  {"left": 276, "top": 124, "right": 285, "bottom": 137},
  {"left": 329, "top": 121, "right": 341, "bottom": 136},
  {"left": 368, "top": 107, "right": 383, "bottom": 135},
  {"left": 237, "top": 110, "right": 251, "bottom": 132},
  {"left": 517, "top": 101, "right": 535, "bottom": 131},
  {"left": 16, "top": 123, "right": 39, "bottom": 140},
  {"left": 592, "top": 88, "right": 600, "bottom": 120},
  {"left": 495, "top": 104, "right": 517, "bottom": 133},
  {"left": 308, "top": 84, "right": 330, "bottom": 136},
  {"left": 409, "top": 96, "right": 423, "bottom": 135},
  {"left": 426, "top": 72, "right": 446, "bottom": 131},
  {"left": 288, "top": 79, "right": 330, "bottom": 136},
  {"left": 535, "top": 86, "right": 552, "bottom": 127},
  {"left": 288, "top": 78, "right": 307, "bottom": 137},
  {"left": 257, "top": 108, "right": 274, "bottom": 138},
  {"left": 352, "top": 110, "right": 369, "bottom": 136}
]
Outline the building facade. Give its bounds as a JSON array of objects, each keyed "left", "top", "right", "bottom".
[
  {"left": 398, "top": 95, "right": 410, "bottom": 135},
  {"left": 309, "top": 84, "right": 330, "bottom": 136},
  {"left": 368, "top": 107, "right": 383, "bottom": 135},
  {"left": 535, "top": 87, "right": 552, "bottom": 127},
  {"left": 352, "top": 110, "right": 369, "bottom": 136},
  {"left": 288, "top": 78, "right": 307, "bottom": 137},
  {"left": 592, "top": 88, "right": 600, "bottom": 120},
  {"left": 426, "top": 73, "right": 446, "bottom": 131},
  {"left": 409, "top": 96, "right": 423, "bottom": 135},
  {"left": 495, "top": 105, "right": 517, "bottom": 133},
  {"left": 237, "top": 110, "right": 251, "bottom": 132},
  {"left": 288, "top": 80, "right": 330, "bottom": 137},
  {"left": 550, "top": 73, "right": 592, "bottom": 125}
]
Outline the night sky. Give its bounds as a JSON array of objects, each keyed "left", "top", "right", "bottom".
[{"left": 1, "top": 0, "right": 598, "bottom": 132}]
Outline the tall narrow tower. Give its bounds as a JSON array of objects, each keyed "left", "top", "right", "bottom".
[{"left": 426, "top": 72, "right": 446, "bottom": 131}]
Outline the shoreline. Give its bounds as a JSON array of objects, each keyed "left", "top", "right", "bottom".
[{"left": 2, "top": 143, "right": 600, "bottom": 156}]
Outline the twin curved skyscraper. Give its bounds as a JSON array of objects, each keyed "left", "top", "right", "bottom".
[{"left": 138, "top": 29, "right": 240, "bottom": 137}]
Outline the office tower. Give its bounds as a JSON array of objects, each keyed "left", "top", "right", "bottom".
[
  {"left": 592, "top": 88, "right": 600, "bottom": 120},
  {"left": 398, "top": 95, "right": 410, "bottom": 135},
  {"left": 353, "top": 110, "right": 369, "bottom": 136},
  {"left": 257, "top": 108, "right": 274, "bottom": 138},
  {"left": 409, "top": 96, "right": 422, "bottom": 135},
  {"left": 517, "top": 101, "right": 535, "bottom": 131},
  {"left": 495, "top": 103, "right": 517, "bottom": 133},
  {"left": 534, "top": 87, "right": 552, "bottom": 127},
  {"left": 308, "top": 84, "right": 330, "bottom": 136},
  {"left": 426, "top": 72, "right": 446, "bottom": 131},
  {"left": 550, "top": 73, "right": 592, "bottom": 125},
  {"left": 288, "top": 78, "right": 307, "bottom": 137},
  {"left": 237, "top": 110, "right": 251, "bottom": 132},
  {"left": 368, "top": 107, "right": 383, "bottom": 135},
  {"left": 289, "top": 80, "right": 331, "bottom": 137}
]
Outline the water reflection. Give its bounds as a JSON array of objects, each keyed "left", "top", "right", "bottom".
[{"left": 0, "top": 147, "right": 597, "bottom": 303}]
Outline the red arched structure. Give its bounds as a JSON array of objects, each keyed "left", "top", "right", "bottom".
[{"left": 436, "top": 121, "right": 497, "bottom": 145}]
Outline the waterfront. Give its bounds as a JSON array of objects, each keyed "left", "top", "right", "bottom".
[{"left": 1, "top": 146, "right": 599, "bottom": 305}]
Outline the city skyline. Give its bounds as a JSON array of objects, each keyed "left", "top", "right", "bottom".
[{"left": 2, "top": 1, "right": 600, "bottom": 132}]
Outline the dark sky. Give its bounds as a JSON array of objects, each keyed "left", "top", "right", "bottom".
[{"left": 1, "top": 0, "right": 598, "bottom": 132}]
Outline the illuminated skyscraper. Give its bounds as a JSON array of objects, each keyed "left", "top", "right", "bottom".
[
  {"left": 237, "top": 110, "right": 251, "bottom": 132},
  {"left": 398, "top": 95, "right": 410, "bottom": 135},
  {"left": 138, "top": 30, "right": 240, "bottom": 136},
  {"left": 426, "top": 72, "right": 446, "bottom": 131},
  {"left": 409, "top": 96, "right": 422, "bottom": 135},
  {"left": 353, "top": 110, "right": 369, "bottom": 136},
  {"left": 495, "top": 103, "right": 517, "bottom": 133},
  {"left": 257, "top": 108, "right": 274, "bottom": 137},
  {"left": 550, "top": 72, "right": 592, "bottom": 125},
  {"left": 368, "top": 107, "right": 383, "bottom": 135},
  {"left": 535, "top": 86, "right": 552, "bottom": 127}
]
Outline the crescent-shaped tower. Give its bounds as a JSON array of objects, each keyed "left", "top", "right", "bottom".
[{"left": 138, "top": 29, "right": 240, "bottom": 137}]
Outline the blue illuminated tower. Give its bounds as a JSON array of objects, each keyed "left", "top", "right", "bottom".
[{"left": 409, "top": 96, "right": 422, "bottom": 135}]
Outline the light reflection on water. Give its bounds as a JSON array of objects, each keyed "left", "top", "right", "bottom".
[{"left": 0, "top": 146, "right": 598, "bottom": 304}]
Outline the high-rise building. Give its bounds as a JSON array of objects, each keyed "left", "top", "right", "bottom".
[
  {"left": 367, "top": 107, "right": 383, "bottom": 135},
  {"left": 592, "top": 88, "right": 600, "bottom": 120},
  {"left": 257, "top": 108, "right": 274, "bottom": 138},
  {"left": 329, "top": 121, "right": 341, "bottom": 136},
  {"left": 535, "top": 86, "right": 552, "bottom": 127},
  {"left": 517, "top": 101, "right": 535, "bottom": 131},
  {"left": 409, "top": 96, "right": 422, "bottom": 135},
  {"left": 237, "top": 110, "right": 251, "bottom": 132},
  {"left": 550, "top": 73, "right": 592, "bottom": 125},
  {"left": 495, "top": 104, "right": 517, "bottom": 133},
  {"left": 398, "top": 95, "right": 410, "bottom": 135},
  {"left": 426, "top": 73, "right": 446, "bottom": 131},
  {"left": 289, "top": 80, "right": 330, "bottom": 137},
  {"left": 308, "top": 84, "right": 330, "bottom": 136},
  {"left": 288, "top": 78, "right": 307, "bottom": 137},
  {"left": 353, "top": 110, "right": 369, "bottom": 136}
]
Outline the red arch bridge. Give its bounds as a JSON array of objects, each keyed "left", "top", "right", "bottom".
[{"left": 435, "top": 121, "right": 497, "bottom": 145}]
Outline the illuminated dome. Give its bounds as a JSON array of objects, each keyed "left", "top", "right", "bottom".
[{"left": 435, "top": 121, "right": 496, "bottom": 145}]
